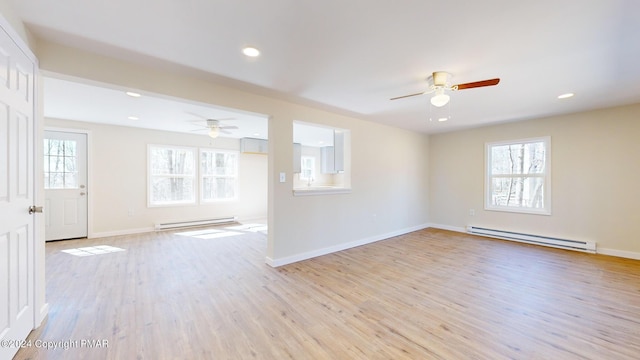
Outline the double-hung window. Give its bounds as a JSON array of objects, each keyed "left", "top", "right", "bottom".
[
  {"left": 485, "top": 137, "right": 550, "bottom": 215},
  {"left": 300, "top": 156, "right": 315, "bottom": 181},
  {"left": 201, "top": 150, "right": 238, "bottom": 201},
  {"left": 149, "top": 145, "right": 196, "bottom": 206}
]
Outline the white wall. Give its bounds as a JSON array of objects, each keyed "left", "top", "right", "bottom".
[
  {"left": 429, "top": 103, "right": 640, "bottom": 258},
  {"left": 36, "top": 41, "right": 431, "bottom": 265},
  {"left": 45, "top": 118, "right": 268, "bottom": 237}
]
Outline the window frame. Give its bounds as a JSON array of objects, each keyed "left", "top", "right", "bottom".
[
  {"left": 199, "top": 149, "right": 239, "bottom": 203},
  {"left": 485, "top": 136, "right": 551, "bottom": 215},
  {"left": 148, "top": 144, "right": 197, "bottom": 207}
]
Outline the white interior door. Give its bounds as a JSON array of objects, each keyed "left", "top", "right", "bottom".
[
  {"left": 44, "top": 130, "right": 88, "bottom": 241},
  {"left": 0, "top": 24, "right": 36, "bottom": 360}
]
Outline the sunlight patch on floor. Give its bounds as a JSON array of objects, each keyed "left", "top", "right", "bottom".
[
  {"left": 175, "top": 223, "right": 267, "bottom": 239},
  {"left": 225, "top": 223, "right": 268, "bottom": 233},
  {"left": 61, "top": 245, "right": 126, "bottom": 257}
]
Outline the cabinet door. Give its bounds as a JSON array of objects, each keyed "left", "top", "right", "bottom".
[
  {"left": 293, "top": 143, "right": 301, "bottom": 173},
  {"left": 334, "top": 131, "right": 345, "bottom": 172},
  {"left": 321, "top": 146, "right": 335, "bottom": 174}
]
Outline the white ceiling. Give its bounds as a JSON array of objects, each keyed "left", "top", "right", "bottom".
[
  {"left": 43, "top": 76, "right": 269, "bottom": 139},
  {"left": 11, "top": 0, "right": 640, "bottom": 136}
]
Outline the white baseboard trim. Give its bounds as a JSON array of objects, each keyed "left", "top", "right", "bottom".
[
  {"left": 597, "top": 248, "right": 640, "bottom": 261},
  {"left": 236, "top": 216, "right": 268, "bottom": 224},
  {"left": 265, "top": 223, "right": 430, "bottom": 267},
  {"left": 427, "top": 223, "right": 466, "bottom": 233},
  {"left": 89, "top": 227, "right": 155, "bottom": 239}
]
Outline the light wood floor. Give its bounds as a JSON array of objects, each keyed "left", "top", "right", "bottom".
[{"left": 15, "top": 226, "right": 640, "bottom": 359}]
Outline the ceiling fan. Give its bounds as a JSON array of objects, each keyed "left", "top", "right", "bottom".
[
  {"left": 191, "top": 118, "right": 238, "bottom": 138},
  {"left": 391, "top": 71, "right": 500, "bottom": 107}
]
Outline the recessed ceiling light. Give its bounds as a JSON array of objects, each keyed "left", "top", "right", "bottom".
[
  {"left": 438, "top": 117, "right": 449, "bottom": 122},
  {"left": 242, "top": 47, "right": 260, "bottom": 57},
  {"left": 128, "top": 116, "right": 139, "bottom": 120},
  {"left": 558, "top": 93, "right": 574, "bottom": 99},
  {"left": 253, "top": 133, "right": 260, "bottom": 136},
  {"left": 126, "top": 91, "right": 141, "bottom": 97}
]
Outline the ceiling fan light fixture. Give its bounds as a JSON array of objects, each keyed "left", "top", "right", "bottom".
[
  {"left": 208, "top": 127, "right": 220, "bottom": 138},
  {"left": 430, "top": 90, "right": 450, "bottom": 107}
]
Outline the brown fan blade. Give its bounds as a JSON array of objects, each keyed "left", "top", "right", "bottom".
[
  {"left": 390, "top": 91, "right": 425, "bottom": 100},
  {"left": 454, "top": 78, "right": 500, "bottom": 90}
]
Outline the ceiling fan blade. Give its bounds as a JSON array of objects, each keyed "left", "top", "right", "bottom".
[
  {"left": 454, "top": 78, "right": 500, "bottom": 90},
  {"left": 220, "top": 125, "right": 239, "bottom": 130},
  {"left": 390, "top": 91, "right": 425, "bottom": 101}
]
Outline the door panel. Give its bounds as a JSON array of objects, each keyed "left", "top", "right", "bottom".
[
  {"left": 0, "top": 23, "right": 36, "bottom": 360},
  {"left": 44, "top": 130, "right": 87, "bottom": 241},
  {"left": 0, "top": 104, "right": 7, "bottom": 201}
]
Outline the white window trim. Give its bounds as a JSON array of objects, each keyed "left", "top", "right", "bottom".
[
  {"left": 199, "top": 149, "right": 239, "bottom": 203},
  {"left": 148, "top": 144, "right": 198, "bottom": 207},
  {"left": 485, "top": 136, "right": 551, "bottom": 215}
]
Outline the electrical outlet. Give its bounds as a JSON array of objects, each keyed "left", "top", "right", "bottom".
[
  {"left": 469, "top": 209, "right": 475, "bottom": 216},
  {"left": 279, "top": 172, "right": 286, "bottom": 183}
]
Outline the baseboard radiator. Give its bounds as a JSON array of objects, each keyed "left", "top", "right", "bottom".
[
  {"left": 155, "top": 216, "right": 237, "bottom": 231},
  {"left": 466, "top": 226, "right": 596, "bottom": 253}
]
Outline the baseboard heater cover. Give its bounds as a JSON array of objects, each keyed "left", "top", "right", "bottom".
[
  {"left": 466, "top": 226, "right": 596, "bottom": 253},
  {"left": 155, "top": 216, "right": 237, "bottom": 231}
]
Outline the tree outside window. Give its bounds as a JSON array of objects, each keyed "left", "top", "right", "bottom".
[
  {"left": 44, "top": 138, "right": 78, "bottom": 189},
  {"left": 201, "top": 150, "right": 238, "bottom": 201},
  {"left": 486, "top": 137, "right": 550, "bottom": 215},
  {"left": 149, "top": 145, "right": 196, "bottom": 205}
]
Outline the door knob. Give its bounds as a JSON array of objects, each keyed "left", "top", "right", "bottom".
[{"left": 29, "top": 205, "right": 43, "bottom": 214}]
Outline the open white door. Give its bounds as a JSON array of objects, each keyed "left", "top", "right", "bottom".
[
  {"left": 0, "top": 22, "right": 37, "bottom": 360},
  {"left": 44, "top": 130, "right": 88, "bottom": 241}
]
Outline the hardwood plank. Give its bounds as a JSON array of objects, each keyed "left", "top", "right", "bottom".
[{"left": 14, "top": 227, "right": 640, "bottom": 359}]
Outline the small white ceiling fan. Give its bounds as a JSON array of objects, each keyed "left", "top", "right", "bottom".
[
  {"left": 391, "top": 71, "right": 500, "bottom": 107},
  {"left": 191, "top": 118, "right": 238, "bottom": 138}
]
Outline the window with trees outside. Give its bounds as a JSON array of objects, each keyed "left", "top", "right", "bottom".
[
  {"left": 44, "top": 138, "right": 78, "bottom": 189},
  {"left": 300, "top": 156, "right": 315, "bottom": 181},
  {"left": 149, "top": 145, "right": 196, "bottom": 206},
  {"left": 485, "top": 137, "right": 550, "bottom": 215},
  {"left": 201, "top": 149, "right": 238, "bottom": 201}
]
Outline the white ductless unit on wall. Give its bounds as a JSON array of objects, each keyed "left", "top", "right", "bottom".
[{"left": 241, "top": 137, "right": 268, "bottom": 154}]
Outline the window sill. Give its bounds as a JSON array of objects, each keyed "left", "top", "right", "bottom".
[{"left": 293, "top": 187, "right": 351, "bottom": 196}]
